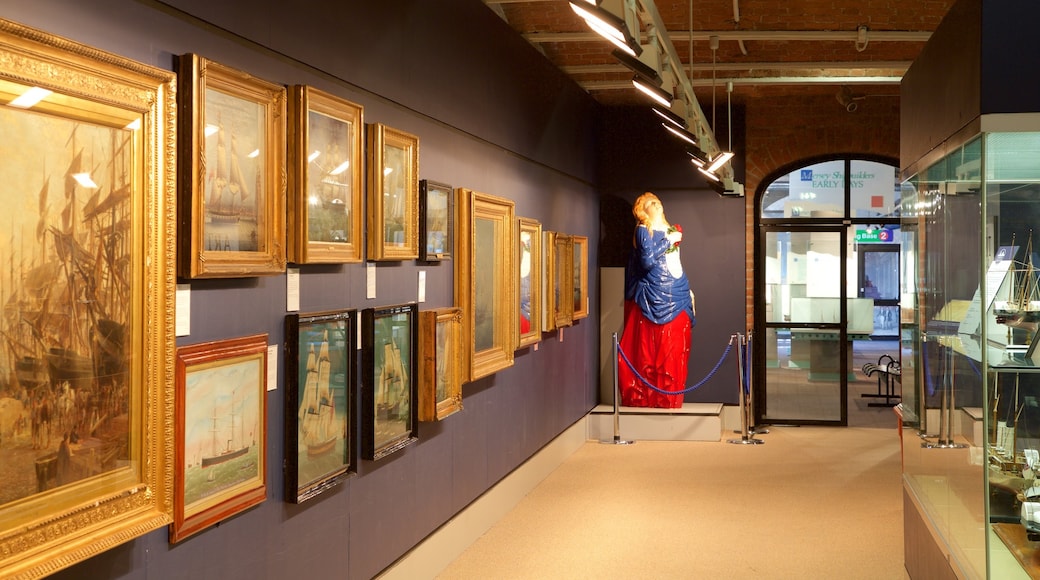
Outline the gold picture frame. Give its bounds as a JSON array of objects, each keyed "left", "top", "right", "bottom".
[
  {"left": 418, "top": 307, "right": 464, "bottom": 421},
  {"left": 517, "top": 217, "right": 543, "bottom": 348},
  {"left": 287, "top": 86, "right": 364, "bottom": 264},
  {"left": 456, "top": 188, "right": 516, "bottom": 382},
  {"left": 366, "top": 123, "right": 419, "bottom": 261},
  {"left": 177, "top": 53, "right": 286, "bottom": 278},
  {"left": 0, "top": 18, "right": 176, "bottom": 578},
  {"left": 172, "top": 335, "right": 268, "bottom": 543},
  {"left": 572, "top": 235, "right": 589, "bottom": 320},
  {"left": 553, "top": 233, "right": 575, "bottom": 328}
]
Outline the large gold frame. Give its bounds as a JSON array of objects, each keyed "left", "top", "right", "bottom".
[
  {"left": 287, "top": 85, "right": 363, "bottom": 264},
  {"left": 517, "top": 217, "right": 543, "bottom": 348},
  {"left": 572, "top": 234, "right": 589, "bottom": 320},
  {"left": 366, "top": 123, "right": 419, "bottom": 261},
  {"left": 456, "top": 189, "right": 516, "bottom": 382},
  {"left": 0, "top": 18, "right": 175, "bottom": 578},
  {"left": 177, "top": 53, "right": 286, "bottom": 278}
]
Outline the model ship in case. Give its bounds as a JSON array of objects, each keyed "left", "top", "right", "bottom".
[{"left": 994, "top": 233, "right": 1040, "bottom": 323}]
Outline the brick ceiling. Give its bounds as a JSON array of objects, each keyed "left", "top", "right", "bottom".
[{"left": 484, "top": 0, "right": 956, "bottom": 109}]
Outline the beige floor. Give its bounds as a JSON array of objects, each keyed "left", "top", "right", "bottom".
[{"left": 439, "top": 411, "right": 908, "bottom": 578}]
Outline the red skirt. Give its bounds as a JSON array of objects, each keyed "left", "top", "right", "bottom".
[{"left": 617, "top": 300, "right": 691, "bottom": 408}]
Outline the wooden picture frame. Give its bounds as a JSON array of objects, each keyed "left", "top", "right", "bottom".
[
  {"left": 419, "top": 179, "right": 454, "bottom": 261},
  {"left": 366, "top": 123, "right": 419, "bottom": 261},
  {"left": 0, "top": 18, "right": 176, "bottom": 578},
  {"left": 177, "top": 53, "right": 286, "bottom": 278},
  {"left": 172, "top": 335, "right": 268, "bottom": 543},
  {"left": 542, "top": 231, "right": 558, "bottom": 332},
  {"left": 284, "top": 310, "right": 357, "bottom": 504},
  {"left": 418, "top": 307, "right": 464, "bottom": 421},
  {"left": 455, "top": 189, "right": 516, "bottom": 382},
  {"left": 362, "top": 304, "right": 419, "bottom": 460},
  {"left": 553, "top": 233, "right": 575, "bottom": 328},
  {"left": 287, "top": 86, "right": 363, "bottom": 264},
  {"left": 572, "top": 235, "right": 589, "bottom": 320},
  {"left": 517, "top": 217, "right": 543, "bottom": 348}
]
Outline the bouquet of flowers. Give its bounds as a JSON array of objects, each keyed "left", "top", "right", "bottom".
[{"left": 665, "top": 224, "right": 682, "bottom": 253}]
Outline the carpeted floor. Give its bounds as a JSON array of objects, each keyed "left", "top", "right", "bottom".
[{"left": 438, "top": 424, "right": 908, "bottom": 579}]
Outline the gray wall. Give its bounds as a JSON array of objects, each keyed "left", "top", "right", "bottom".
[{"left": 0, "top": 0, "right": 600, "bottom": 578}]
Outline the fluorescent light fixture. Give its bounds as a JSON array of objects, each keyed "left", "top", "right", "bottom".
[
  {"left": 687, "top": 150, "right": 707, "bottom": 168},
  {"left": 204, "top": 124, "right": 219, "bottom": 137},
  {"left": 663, "top": 123, "right": 697, "bottom": 147},
  {"left": 329, "top": 161, "right": 350, "bottom": 176},
  {"left": 697, "top": 166, "right": 721, "bottom": 182},
  {"left": 706, "top": 151, "right": 734, "bottom": 173},
  {"left": 569, "top": 1, "right": 641, "bottom": 57},
  {"left": 72, "top": 172, "right": 99, "bottom": 189},
  {"left": 308, "top": 150, "right": 321, "bottom": 162},
  {"left": 9, "top": 87, "right": 52, "bottom": 109},
  {"left": 611, "top": 49, "right": 658, "bottom": 82},
  {"left": 651, "top": 105, "right": 687, "bottom": 130},
  {"left": 248, "top": 149, "right": 260, "bottom": 158},
  {"left": 632, "top": 76, "right": 672, "bottom": 108}
]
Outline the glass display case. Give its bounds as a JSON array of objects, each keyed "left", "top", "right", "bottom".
[{"left": 901, "top": 131, "right": 1040, "bottom": 579}]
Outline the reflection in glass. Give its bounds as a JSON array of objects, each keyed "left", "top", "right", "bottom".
[
  {"left": 519, "top": 230, "right": 532, "bottom": 333},
  {"left": 474, "top": 218, "right": 497, "bottom": 351},
  {"left": 382, "top": 143, "right": 406, "bottom": 246},
  {"left": 306, "top": 110, "right": 353, "bottom": 243},
  {"left": 204, "top": 88, "right": 263, "bottom": 252}
]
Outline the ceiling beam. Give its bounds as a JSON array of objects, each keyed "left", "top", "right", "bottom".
[
  {"left": 524, "top": 29, "right": 932, "bottom": 43},
  {"left": 581, "top": 76, "right": 904, "bottom": 91},
  {"left": 562, "top": 61, "right": 914, "bottom": 74}
]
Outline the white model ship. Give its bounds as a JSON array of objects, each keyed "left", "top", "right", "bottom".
[{"left": 994, "top": 232, "right": 1040, "bottom": 323}]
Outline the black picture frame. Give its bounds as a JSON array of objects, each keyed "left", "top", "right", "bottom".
[
  {"left": 419, "top": 179, "right": 454, "bottom": 261},
  {"left": 361, "top": 303, "right": 419, "bottom": 460}
]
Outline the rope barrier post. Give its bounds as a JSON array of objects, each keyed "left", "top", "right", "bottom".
[
  {"left": 602, "top": 332, "right": 634, "bottom": 445},
  {"left": 923, "top": 343, "right": 965, "bottom": 449},
  {"left": 745, "top": 329, "right": 768, "bottom": 436},
  {"left": 728, "top": 332, "right": 763, "bottom": 445}
]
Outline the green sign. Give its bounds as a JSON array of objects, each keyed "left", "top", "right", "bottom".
[{"left": 855, "top": 228, "right": 893, "bottom": 243}]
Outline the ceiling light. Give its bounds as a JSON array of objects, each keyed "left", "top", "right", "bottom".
[
  {"left": 651, "top": 105, "right": 687, "bottom": 131},
  {"left": 9, "top": 87, "right": 52, "bottom": 109},
  {"left": 611, "top": 49, "right": 658, "bottom": 82},
  {"left": 688, "top": 150, "right": 708, "bottom": 168},
  {"left": 706, "top": 151, "right": 734, "bottom": 174},
  {"left": 569, "top": 1, "right": 642, "bottom": 57},
  {"left": 663, "top": 123, "right": 697, "bottom": 147},
  {"left": 632, "top": 76, "right": 672, "bottom": 108},
  {"left": 697, "top": 166, "right": 720, "bottom": 182}
]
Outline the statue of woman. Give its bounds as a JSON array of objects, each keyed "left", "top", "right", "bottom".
[{"left": 618, "top": 192, "right": 696, "bottom": 408}]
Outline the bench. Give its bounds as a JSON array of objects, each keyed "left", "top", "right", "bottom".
[{"left": 862, "top": 354, "right": 901, "bottom": 407}]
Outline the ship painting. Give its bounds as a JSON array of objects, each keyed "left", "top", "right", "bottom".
[
  {"left": 994, "top": 232, "right": 1040, "bottom": 323},
  {"left": 201, "top": 387, "right": 249, "bottom": 468},
  {"left": 298, "top": 331, "right": 337, "bottom": 458}
]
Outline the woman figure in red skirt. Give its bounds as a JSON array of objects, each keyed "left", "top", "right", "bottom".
[{"left": 618, "top": 192, "right": 696, "bottom": 408}]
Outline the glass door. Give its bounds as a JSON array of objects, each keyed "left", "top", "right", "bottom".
[
  {"left": 761, "top": 226, "right": 848, "bottom": 425},
  {"left": 858, "top": 243, "right": 900, "bottom": 338}
]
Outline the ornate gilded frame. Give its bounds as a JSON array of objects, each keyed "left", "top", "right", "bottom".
[
  {"left": 172, "top": 334, "right": 268, "bottom": 543},
  {"left": 517, "top": 217, "right": 543, "bottom": 348},
  {"left": 366, "top": 123, "right": 419, "bottom": 261},
  {"left": 0, "top": 18, "right": 176, "bottom": 577},
  {"left": 542, "top": 231, "right": 558, "bottom": 332},
  {"left": 418, "top": 307, "right": 464, "bottom": 421},
  {"left": 572, "top": 235, "right": 589, "bottom": 320},
  {"left": 177, "top": 53, "right": 286, "bottom": 278},
  {"left": 553, "top": 233, "right": 575, "bottom": 328},
  {"left": 455, "top": 189, "right": 516, "bottom": 382},
  {"left": 284, "top": 309, "right": 357, "bottom": 504},
  {"left": 287, "top": 86, "right": 364, "bottom": 264},
  {"left": 361, "top": 303, "right": 419, "bottom": 460}
]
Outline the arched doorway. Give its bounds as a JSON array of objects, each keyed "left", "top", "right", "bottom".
[{"left": 754, "top": 156, "right": 902, "bottom": 426}]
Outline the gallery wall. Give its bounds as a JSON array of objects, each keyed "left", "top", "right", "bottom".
[{"left": 0, "top": 0, "right": 601, "bottom": 578}]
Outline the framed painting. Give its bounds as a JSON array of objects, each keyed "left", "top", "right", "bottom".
[
  {"left": 455, "top": 189, "right": 516, "bottom": 382},
  {"left": 542, "top": 231, "right": 558, "bottom": 333},
  {"left": 177, "top": 53, "right": 286, "bottom": 278},
  {"left": 572, "top": 235, "right": 589, "bottom": 320},
  {"left": 419, "top": 179, "right": 454, "bottom": 261},
  {"left": 287, "top": 86, "right": 363, "bottom": 264},
  {"left": 361, "top": 304, "right": 419, "bottom": 460},
  {"left": 553, "top": 233, "right": 575, "bottom": 328},
  {"left": 517, "top": 217, "right": 543, "bottom": 348},
  {"left": 0, "top": 18, "right": 176, "bottom": 578},
  {"left": 284, "top": 310, "right": 357, "bottom": 504},
  {"left": 172, "top": 334, "right": 268, "bottom": 543},
  {"left": 418, "top": 307, "right": 463, "bottom": 422},
  {"left": 366, "top": 123, "right": 419, "bottom": 261}
]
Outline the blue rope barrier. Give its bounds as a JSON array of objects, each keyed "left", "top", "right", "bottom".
[{"left": 617, "top": 339, "right": 734, "bottom": 395}]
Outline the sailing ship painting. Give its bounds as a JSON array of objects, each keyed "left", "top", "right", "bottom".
[
  {"left": 993, "top": 233, "right": 1040, "bottom": 323},
  {"left": 293, "top": 317, "right": 351, "bottom": 496},
  {"left": 182, "top": 354, "right": 261, "bottom": 509},
  {"left": 373, "top": 312, "right": 412, "bottom": 449},
  {"left": 0, "top": 105, "right": 135, "bottom": 506},
  {"left": 202, "top": 88, "right": 263, "bottom": 253},
  {"left": 305, "top": 110, "right": 353, "bottom": 244}
]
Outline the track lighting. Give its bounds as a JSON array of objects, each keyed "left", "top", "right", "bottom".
[
  {"left": 651, "top": 104, "right": 687, "bottom": 131},
  {"left": 612, "top": 49, "right": 658, "bottom": 83},
  {"left": 705, "top": 151, "right": 734, "bottom": 174},
  {"left": 569, "top": 1, "right": 641, "bottom": 57},
  {"left": 631, "top": 75, "right": 672, "bottom": 108},
  {"left": 664, "top": 123, "right": 698, "bottom": 147}
]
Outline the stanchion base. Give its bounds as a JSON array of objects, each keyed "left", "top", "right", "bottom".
[
  {"left": 922, "top": 440, "right": 968, "bottom": 449},
  {"left": 601, "top": 438, "right": 635, "bottom": 445},
  {"left": 726, "top": 437, "right": 765, "bottom": 445},
  {"left": 733, "top": 427, "right": 770, "bottom": 435}
]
